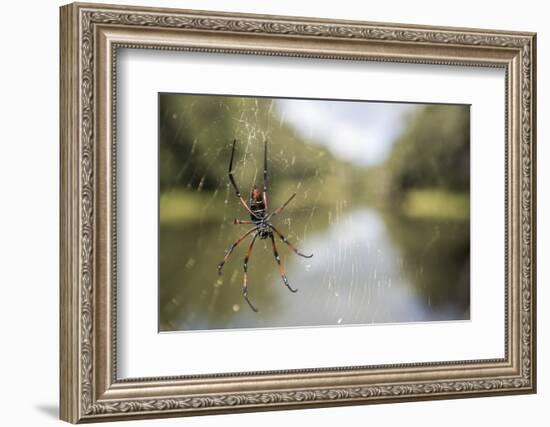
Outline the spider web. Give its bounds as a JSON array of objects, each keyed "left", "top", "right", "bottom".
[{"left": 158, "top": 95, "right": 470, "bottom": 332}]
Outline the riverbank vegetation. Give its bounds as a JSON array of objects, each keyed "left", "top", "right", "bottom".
[{"left": 364, "top": 104, "right": 470, "bottom": 221}]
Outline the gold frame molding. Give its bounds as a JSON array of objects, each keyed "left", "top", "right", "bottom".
[{"left": 60, "top": 2, "right": 537, "bottom": 423}]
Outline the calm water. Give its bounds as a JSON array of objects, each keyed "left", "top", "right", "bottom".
[{"left": 159, "top": 207, "right": 470, "bottom": 331}]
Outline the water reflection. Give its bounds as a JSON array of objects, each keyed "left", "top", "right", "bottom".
[{"left": 159, "top": 206, "right": 469, "bottom": 331}]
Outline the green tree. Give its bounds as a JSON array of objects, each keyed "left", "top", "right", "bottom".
[{"left": 387, "top": 105, "right": 470, "bottom": 193}]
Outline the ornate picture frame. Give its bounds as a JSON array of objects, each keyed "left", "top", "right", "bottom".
[{"left": 60, "top": 2, "right": 536, "bottom": 423}]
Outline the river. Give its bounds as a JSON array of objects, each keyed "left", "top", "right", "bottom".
[{"left": 159, "top": 206, "right": 470, "bottom": 331}]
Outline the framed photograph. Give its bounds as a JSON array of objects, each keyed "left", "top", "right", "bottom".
[{"left": 60, "top": 2, "right": 537, "bottom": 423}]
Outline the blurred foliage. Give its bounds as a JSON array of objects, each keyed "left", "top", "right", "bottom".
[
  {"left": 388, "top": 104, "right": 470, "bottom": 192},
  {"left": 160, "top": 94, "right": 343, "bottom": 193},
  {"left": 401, "top": 189, "right": 469, "bottom": 221},
  {"left": 364, "top": 104, "right": 470, "bottom": 214},
  {"left": 371, "top": 104, "right": 471, "bottom": 318}
]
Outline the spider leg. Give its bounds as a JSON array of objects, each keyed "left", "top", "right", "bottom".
[
  {"left": 266, "top": 193, "right": 296, "bottom": 220},
  {"left": 269, "top": 224, "right": 313, "bottom": 259},
  {"left": 270, "top": 233, "right": 297, "bottom": 293},
  {"left": 217, "top": 226, "right": 259, "bottom": 275},
  {"left": 263, "top": 140, "right": 268, "bottom": 209},
  {"left": 242, "top": 233, "right": 259, "bottom": 312},
  {"left": 233, "top": 219, "right": 255, "bottom": 225},
  {"left": 228, "top": 139, "right": 261, "bottom": 219}
]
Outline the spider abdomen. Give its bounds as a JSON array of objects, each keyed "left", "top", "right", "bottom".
[
  {"left": 249, "top": 189, "right": 267, "bottom": 221},
  {"left": 250, "top": 208, "right": 267, "bottom": 221}
]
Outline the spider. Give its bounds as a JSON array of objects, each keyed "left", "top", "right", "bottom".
[{"left": 217, "top": 139, "right": 313, "bottom": 312}]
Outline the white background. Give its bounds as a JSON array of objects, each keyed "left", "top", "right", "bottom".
[
  {"left": 0, "top": 0, "right": 545, "bottom": 426},
  {"left": 118, "top": 50, "right": 504, "bottom": 377}
]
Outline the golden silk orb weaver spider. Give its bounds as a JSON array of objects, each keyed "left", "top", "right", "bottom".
[{"left": 217, "top": 140, "right": 313, "bottom": 312}]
